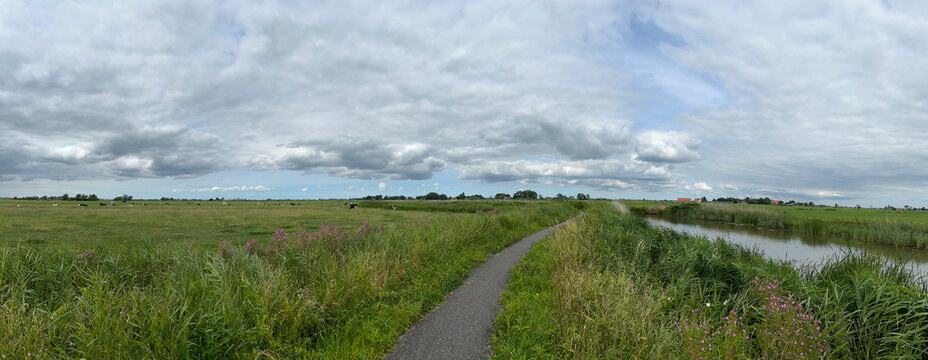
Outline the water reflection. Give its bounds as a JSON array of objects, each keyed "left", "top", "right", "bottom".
[{"left": 646, "top": 217, "right": 928, "bottom": 276}]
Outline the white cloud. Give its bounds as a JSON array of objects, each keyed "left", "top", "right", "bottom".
[
  {"left": 692, "top": 182, "right": 712, "bottom": 191},
  {"left": 300, "top": 187, "right": 308, "bottom": 192},
  {"left": 3, "top": 1, "right": 928, "bottom": 203},
  {"left": 641, "top": 0, "right": 928, "bottom": 199},
  {"left": 0, "top": 0, "right": 647, "bottom": 188},
  {"left": 378, "top": 182, "right": 387, "bottom": 191},
  {"left": 634, "top": 131, "right": 701, "bottom": 163},
  {"left": 457, "top": 158, "right": 674, "bottom": 189},
  {"left": 194, "top": 185, "right": 272, "bottom": 192}
]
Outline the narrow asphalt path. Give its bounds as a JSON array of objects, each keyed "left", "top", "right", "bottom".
[
  {"left": 385, "top": 215, "right": 579, "bottom": 360},
  {"left": 612, "top": 200, "right": 629, "bottom": 214}
]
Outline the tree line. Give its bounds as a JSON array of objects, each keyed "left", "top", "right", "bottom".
[
  {"left": 9, "top": 193, "right": 135, "bottom": 202},
  {"left": 355, "top": 190, "right": 591, "bottom": 201}
]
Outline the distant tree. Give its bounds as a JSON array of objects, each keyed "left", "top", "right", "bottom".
[
  {"left": 61, "top": 193, "right": 69, "bottom": 201},
  {"left": 856, "top": 204, "right": 861, "bottom": 209},
  {"left": 89, "top": 194, "right": 98, "bottom": 201},
  {"left": 512, "top": 190, "right": 538, "bottom": 200},
  {"left": 423, "top": 192, "right": 446, "bottom": 200},
  {"left": 835, "top": 203, "right": 839, "bottom": 208},
  {"left": 700, "top": 196, "right": 708, "bottom": 203},
  {"left": 456, "top": 192, "right": 467, "bottom": 200},
  {"left": 494, "top": 193, "right": 511, "bottom": 200},
  {"left": 577, "top": 193, "right": 590, "bottom": 200}
]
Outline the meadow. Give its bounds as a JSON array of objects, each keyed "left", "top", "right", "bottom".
[
  {"left": 0, "top": 199, "right": 584, "bottom": 359},
  {"left": 0, "top": 200, "right": 443, "bottom": 250},
  {"left": 625, "top": 200, "right": 928, "bottom": 249},
  {"left": 492, "top": 202, "right": 928, "bottom": 359}
]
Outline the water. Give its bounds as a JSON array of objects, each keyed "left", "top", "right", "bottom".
[{"left": 646, "top": 216, "right": 928, "bottom": 276}]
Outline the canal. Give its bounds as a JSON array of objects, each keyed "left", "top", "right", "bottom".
[{"left": 646, "top": 216, "right": 928, "bottom": 276}]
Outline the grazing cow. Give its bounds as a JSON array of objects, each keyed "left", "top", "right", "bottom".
[
  {"left": 392, "top": 204, "right": 396, "bottom": 210},
  {"left": 289, "top": 202, "right": 296, "bottom": 206},
  {"left": 52, "top": 203, "right": 59, "bottom": 207},
  {"left": 100, "top": 203, "right": 107, "bottom": 206},
  {"left": 345, "top": 202, "right": 359, "bottom": 210},
  {"left": 128, "top": 204, "right": 133, "bottom": 207},
  {"left": 10, "top": 204, "right": 20, "bottom": 207},
  {"left": 79, "top": 204, "right": 88, "bottom": 207}
]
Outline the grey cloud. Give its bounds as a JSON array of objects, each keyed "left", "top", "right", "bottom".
[
  {"left": 278, "top": 138, "right": 447, "bottom": 180},
  {"left": 487, "top": 117, "right": 631, "bottom": 160}
]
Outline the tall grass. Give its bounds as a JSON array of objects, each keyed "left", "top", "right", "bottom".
[
  {"left": 493, "top": 202, "right": 928, "bottom": 359},
  {"left": 644, "top": 202, "right": 928, "bottom": 249},
  {"left": 0, "top": 201, "right": 581, "bottom": 358}
]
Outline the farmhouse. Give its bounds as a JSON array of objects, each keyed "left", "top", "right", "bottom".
[{"left": 677, "top": 197, "right": 692, "bottom": 203}]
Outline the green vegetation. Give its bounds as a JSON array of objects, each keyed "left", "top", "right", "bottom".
[
  {"left": 0, "top": 200, "right": 441, "bottom": 250},
  {"left": 0, "top": 200, "right": 582, "bottom": 358},
  {"left": 493, "top": 202, "right": 928, "bottom": 358},
  {"left": 629, "top": 201, "right": 928, "bottom": 249}
]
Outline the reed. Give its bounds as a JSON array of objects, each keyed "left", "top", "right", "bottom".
[
  {"left": 493, "top": 202, "right": 928, "bottom": 359},
  {"left": 645, "top": 202, "right": 928, "bottom": 249}
]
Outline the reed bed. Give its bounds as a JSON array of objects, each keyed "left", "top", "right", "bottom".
[
  {"left": 641, "top": 202, "right": 928, "bottom": 249},
  {"left": 493, "top": 202, "right": 928, "bottom": 359}
]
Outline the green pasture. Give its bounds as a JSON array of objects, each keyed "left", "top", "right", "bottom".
[{"left": 0, "top": 200, "right": 443, "bottom": 250}]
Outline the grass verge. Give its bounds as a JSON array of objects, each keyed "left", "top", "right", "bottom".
[{"left": 492, "top": 202, "right": 928, "bottom": 359}]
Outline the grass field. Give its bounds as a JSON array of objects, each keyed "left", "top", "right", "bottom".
[
  {"left": 625, "top": 200, "right": 928, "bottom": 249},
  {"left": 0, "top": 199, "right": 585, "bottom": 359},
  {"left": 0, "top": 200, "right": 446, "bottom": 250},
  {"left": 492, "top": 202, "right": 928, "bottom": 359}
]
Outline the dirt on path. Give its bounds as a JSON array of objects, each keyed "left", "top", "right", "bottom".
[
  {"left": 384, "top": 215, "right": 579, "bottom": 360},
  {"left": 612, "top": 200, "right": 629, "bottom": 214}
]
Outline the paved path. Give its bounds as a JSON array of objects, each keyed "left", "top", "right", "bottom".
[
  {"left": 385, "top": 216, "right": 578, "bottom": 360},
  {"left": 612, "top": 200, "right": 629, "bottom": 214}
]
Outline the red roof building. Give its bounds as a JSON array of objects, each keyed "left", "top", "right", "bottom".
[{"left": 677, "top": 197, "right": 692, "bottom": 203}]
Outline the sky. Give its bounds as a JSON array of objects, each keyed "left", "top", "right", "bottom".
[{"left": 1, "top": 0, "right": 927, "bottom": 207}]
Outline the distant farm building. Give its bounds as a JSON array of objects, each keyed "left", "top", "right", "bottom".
[
  {"left": 771, "top": 200, "right": 780, "bottom": 205},
  {"left": 677, "top": 197, "right": 692, "bottom": 203}
]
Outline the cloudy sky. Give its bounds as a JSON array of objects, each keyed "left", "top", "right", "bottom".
[{"left": 1, "top": 0, "right": 927, "bottom": 206}]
